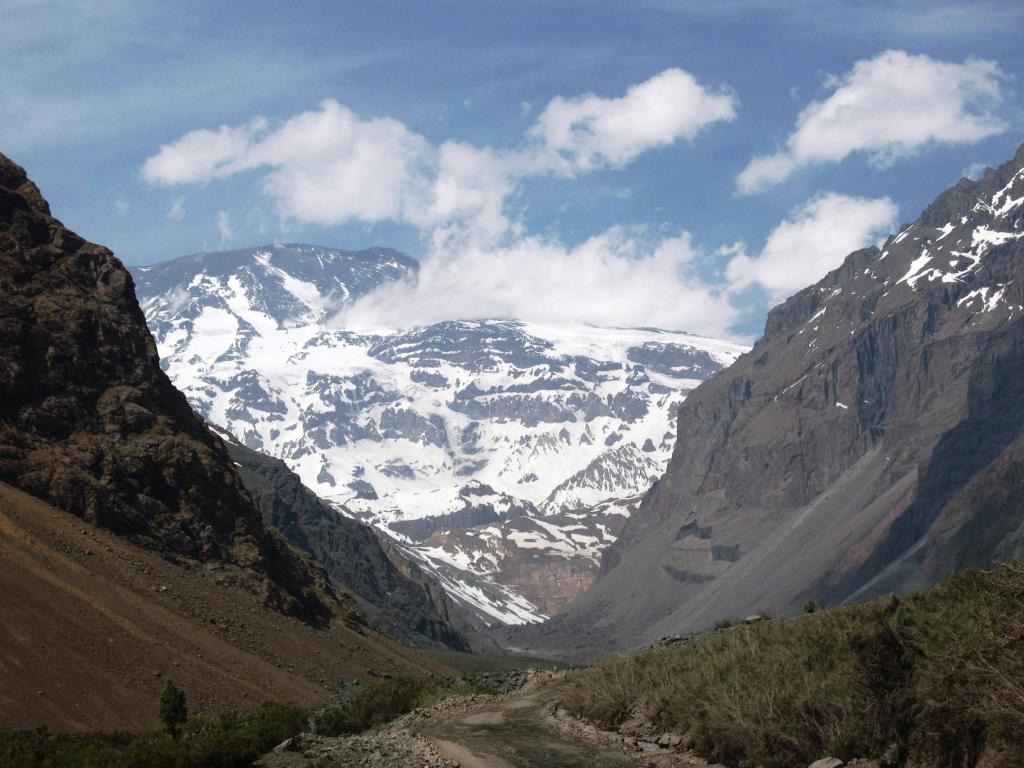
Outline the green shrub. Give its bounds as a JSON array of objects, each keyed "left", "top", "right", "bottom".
[
  {"left": 563, "top": 563, "right": 1024, "bottom": 768},
  {"left": 158, "top": 681, "right": 188, "bottom": 739},
  {"left": 311, "top": 676, "right": 475, "bottom": 736},
  {"left": 0, "top": 700, "right": 309, "bottom": 768}
]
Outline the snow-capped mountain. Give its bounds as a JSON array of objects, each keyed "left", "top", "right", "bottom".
[
  {"left": 505, "top": 144, "right": 1024, "bottom": 661},
  {"left": 133, "top": 243, "right": 747, "bottom": 624}
]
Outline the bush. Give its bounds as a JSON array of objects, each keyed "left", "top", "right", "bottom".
[
  {"left": 311, "top": 676, "right": 476, "bottom": 736},
  {"left": 563, "top": 564, "right": 1024, "bottom": 768},
  {"left": 158, "top": 681, "right": 188, "bottom": 739},
  {"left": 0, "top": 701, "right": 309, "bottom": 768}
]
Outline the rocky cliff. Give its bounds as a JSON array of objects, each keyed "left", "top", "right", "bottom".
[
  {"left": 0, "top": 152, "right": 334, "bottom": 624},
  {"left": 509, "top": 144, "right": 1024, "bottom": 660},
  {"left": 226, "top": 437, "right": 493, "bottom": 652}
]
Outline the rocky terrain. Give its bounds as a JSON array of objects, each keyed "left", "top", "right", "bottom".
[
  {"left": 133, "top": 245, "right": 746, "bottom": 624},
  {"left": 257, "top": 672, "right": 715, "bottom": 768},
  {"left": 509, "top": 144, "right": 1024, "bottom": 661},
  {"left": 0, "top": 152, "right": 450, "bottom": 731},
  {"left": 0, "top": 154, "right": 334, "bottom": 625},
  {"left": 413, "top": 494, "right": 642, "bottom": 617},
  {"left": 227, "top": 436, "right": 494, "bottom": 652}
]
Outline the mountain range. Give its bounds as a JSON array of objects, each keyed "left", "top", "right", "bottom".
[
  {"left": 3, "top": 136, "right": 1024, "bottom": 747},
  {"left": 507, "top": 143, "right": 1024, "bottom": 661},
  {"left": 131, "top": 248, "right": 746, "bottom": 623}
]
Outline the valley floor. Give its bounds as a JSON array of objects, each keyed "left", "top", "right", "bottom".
[{"left": 258, "top": 674, "right": 713, "bottom": 768}]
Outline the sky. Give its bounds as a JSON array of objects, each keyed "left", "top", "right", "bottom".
[{"left": 2, "top": 0, "right": 1023, "bottom": 339}]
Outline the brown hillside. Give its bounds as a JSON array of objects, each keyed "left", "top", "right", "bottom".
[
  {"left": 0, "top": 481, "right": 449, "bottom": 732},
  {"left": 0, "top": 152, "right": 330, "bottom": 624}
]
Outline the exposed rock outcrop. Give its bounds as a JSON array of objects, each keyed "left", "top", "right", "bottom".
[
  {"left": 227, "top": 438, "right": 491, "bottom": 652},
  {"left": 0, "top": 152, "right": 334, "bottom": 624},
  {"left": 510, "top": 144, "right": 1024, "bottom": 660}
]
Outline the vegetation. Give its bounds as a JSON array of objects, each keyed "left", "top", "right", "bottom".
[
  {"left": 158, "top": 681, "right": 188, "bottom": 739},
  {"left": 563, "top": 563, "right": 1024, "bottom": 768},
  {"left": 424, "top": 648, "right": 567, "bottom": 676},
  {"left": 0, "top": 701, "right": 307, "bottom": 768},
  {"left": 311, "top": 676, "right": 478, "bottom": 736},
  {"left": 0, "top": 675, "right": 475, "bottom": 767}
]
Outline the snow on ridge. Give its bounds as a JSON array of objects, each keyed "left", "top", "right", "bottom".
[{"left": 133, "top": 245, "right": 748, "bottom": 625}]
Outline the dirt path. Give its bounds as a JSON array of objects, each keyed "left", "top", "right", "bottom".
[
  {"left": 420, "top": 677, "right": 710, "bottom": 768},
  {"left": 260, "top": 675, "right": 713, "bottom": 768}
]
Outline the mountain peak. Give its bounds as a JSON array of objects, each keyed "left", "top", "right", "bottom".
[{"left": 131, "top": 241, "right": 748, "bottom": 624}]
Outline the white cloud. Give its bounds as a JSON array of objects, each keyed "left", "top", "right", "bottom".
[
  {"left": 529, "top": 68, "right": 737, "bottom": 173},
  {"left": 168, "top": 196, "right": 185, "bottom": 221},
  {"left": 115, "top": 195, "right": 131, "bottom": 216},
  {"left": 737, "top": 51, "right": 1006, "bottom": 194},
  {"left": 142, "top": 118, "right": 266, "bottom": 185},
  {"left": 216, "top": 210, "right": 235, "bottom": 243},
  {"left": 140, "top": 71, "right": 742, "bottom": 333},
  {"left": 726, "top": 192, "right": 897, "bottom": 302},
  {"left": 340, "top": 229, "right": 740, "bottom": 337},
  {"left": 250, "top": 101, "right": 432, "bottom": 227},
  {"left": 142, "top": 69, "right": 736, "bottom": 248},
  {"left": 962, "top": 162, "right": 989, "bottom": 181}
]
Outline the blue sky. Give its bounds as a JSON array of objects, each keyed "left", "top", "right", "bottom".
[{"left": 3, "top": 0, "right": 1023, "bottom": 337}]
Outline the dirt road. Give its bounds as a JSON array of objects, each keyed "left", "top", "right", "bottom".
[{"left": 259, "top": 675, "right": 713, "bottom": 768}]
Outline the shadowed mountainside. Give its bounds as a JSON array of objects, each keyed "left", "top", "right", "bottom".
[
  {"left": 0, "top": 481, "right": 446, "bottom": 732},
  {"left": 0, "top": 151, "right": 335, "bottom": 624},
  {"left": 508, "top": 143, "right": 1024, "bottom": 661},
  {"left": 227, "top": 437, "right": 499, "bottom": 653},
  {"left": 0, "top": 152, "right": 452, "bottom": 730}
]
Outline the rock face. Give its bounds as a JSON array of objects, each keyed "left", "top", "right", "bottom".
[
  {"left": 0, "top": 152, "right": 333, "bottom": 624},
  {"left": 510, "top": 144, "right": 1024, "bottom": 660},
  {"left": 132, "top": 243, "right": 747, "bottom": 624},
  {"left": 416, "top": 494, "right": 641, "bottom": 618},
  {"left": 226, "top": 437, "right": 491, "bottom": 652}
]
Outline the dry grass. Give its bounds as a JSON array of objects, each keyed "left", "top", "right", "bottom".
[{"left": 563, "top": 564, "right": 1024, "bottom": 768}]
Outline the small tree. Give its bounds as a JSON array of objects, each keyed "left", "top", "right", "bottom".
[
  {"left": 159, "top": 680, "right": 188, "bottom": 739},
  {"left": 804, "top": 599, "right": 821, "bottom": 614}
]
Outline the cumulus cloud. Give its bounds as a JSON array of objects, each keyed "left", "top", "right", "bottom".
[
  {"left": 726, "top": 193, "right": 897, "bottom": 302},
  {"left": 528, "top": 68, "right": 737, "bottom": 173},
  {"left": 142, "top": 69, "right": 736, "bottom": 248},
  {"left": 340, "top": 229, "right": 740, "bottom": 337},
  {"left": 140, "top": 70, "right": 746, "bottom": 332},
  {"left": 142, "top": 118, "right": 267, "bottom": 185},
  {"left": 737, "top": 51, "right": 1006, "bottom": 194}
]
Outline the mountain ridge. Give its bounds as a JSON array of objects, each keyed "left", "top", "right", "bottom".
[
  {"left": 132, "top": 244, "right": 747, "bottom": 624},
  {"left": 0, "top": 153, "right": 342, "bottom": 625},
  {"left": 505, "top": 143, "right": 1024, "bottom": 660},
  {"left": 0, "top": 153, "right": 452, "bottom": 730}
]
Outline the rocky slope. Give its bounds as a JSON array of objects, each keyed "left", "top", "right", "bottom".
[
  {"left": 414, "top": 494, "right": 642, "bottom": 617},
  {"left": 510, "top": 144, "right": 1024, "bottom": 660},
  {"left": 226, "top": 436, "right": 494, "bottom": 652},
  {"left": 0, "top": 152, "right": 339, "bottom": 624},
  {"left": 132, "top": 246, "right": 746, "bottom": 623}
]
